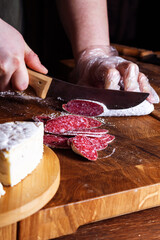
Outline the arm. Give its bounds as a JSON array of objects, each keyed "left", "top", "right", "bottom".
[
  {"left": 56, "top": 0, "right": 159, "bottom": 104},
  {"left": 56, "top": 0, "right": 110, "bottom": 61}
]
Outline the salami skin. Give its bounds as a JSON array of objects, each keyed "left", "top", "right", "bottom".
[
  {"left": 44, "top": 134, "right": 70, "bottom": 149},
  {"left": 71, "top": 135, "right": 98, "bottom": 161},
  {"left": 45, "top": 115, "right": 89, "bottom": 134},
  {"left": 62, "top": 99, "right": 104, "bottom": 116}
]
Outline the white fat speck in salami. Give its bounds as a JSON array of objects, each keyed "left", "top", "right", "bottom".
[
  {"left": 62, "top": 99, "right": 104, "bottom": 116},
  {"left": 71, "top": 135, "right": 98, "bottom": 161},
  {"left": 44, "top": 134, "right": 70, "bottom": 149},
  {"left": 44, "top": 115, "right": 89, "bottom": 134}
]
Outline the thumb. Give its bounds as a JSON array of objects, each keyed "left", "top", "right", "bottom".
[{"left": 24, "top": 42, "right": 48, "bottom": 74}]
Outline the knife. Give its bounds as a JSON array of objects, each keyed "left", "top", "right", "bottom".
[{"left": 28, "top": 69, "right": 149, "bottom": 110}]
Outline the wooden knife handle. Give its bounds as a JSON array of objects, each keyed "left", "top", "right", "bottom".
[{"left": 28, "top": 69, "right": 52, "bottom": 99}]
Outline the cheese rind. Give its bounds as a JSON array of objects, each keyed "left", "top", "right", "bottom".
[{"left": 0, "top": 121, "right": 44, "bottom": 186}]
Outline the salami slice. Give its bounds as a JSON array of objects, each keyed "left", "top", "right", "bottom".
[
  {"left": 45, "top": 115, "right": 89, "bottom": 134},
  {"left": 86, "top": 117, "right": 102, "bottom": 128},
  {"left": 44, "top": 134, "right": 70, "bottom": 149},
  {"left": 62, "top": 99, "right": 104, "bottom": 116},
  {"left": 60, "top": 128, "right": 108, "bottom": 137},
  {"left": 33, "top": 114, "right": 51, "bottom": 123},
  {"left": 102, "top": 134, "right": 115, "bottom": 143},
  {"left": 71, "top": 135, "right": 98, "bottom": 161},
  {"left": 88, "top": 137, "right": 108, "bottom": 151}
]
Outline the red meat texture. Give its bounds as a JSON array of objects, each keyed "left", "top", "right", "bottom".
[
  {"left": 62, "top": 99, "right": 104, "bottom": 116},
  {"left": 34, "top": 114, "right": 115, "bottom": 161}
]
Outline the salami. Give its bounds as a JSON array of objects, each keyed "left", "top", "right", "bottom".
[
  {"left": 69, "top": 134, "right": 114, "bottom": 152},
  {"left": 71, "top": 135, "right": 98, "bottom": 161},
  {"left": 44, "top": 134, "right": 70, "bottom": 149},
  {"left": 86, "top": 117, "right": 102, "bottom": 128},
  {"left": 61, "top": 128, "right": 109, "bottom": 137},
  {"left": 33, "top": 114, "right": 52, "bottom": 123},
  {"left": 62, "top": 99, "right": 104, "bottom": 116},
  {"left": 45, "top": 115, "right": 89, "bottom": 134}
]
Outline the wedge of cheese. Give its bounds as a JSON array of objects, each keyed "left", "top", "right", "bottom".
[
  {"left": 0, "top": 182, "right": 5, "bottom": 197},
  {"left": 0, "top": 121, "right": 44, "bottom": 186}
]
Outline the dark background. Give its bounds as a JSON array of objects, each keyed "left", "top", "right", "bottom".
[{"left": 0, "top": 0, "right": 159, "bottom": 75}]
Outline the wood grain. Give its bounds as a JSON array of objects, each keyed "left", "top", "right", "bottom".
[
  {"left": 0, "top": 145, "right": 60, "bottom": 228},
  {"left": 0, "top": 224, "right": 17, "bottom": 240},
  {"left": 53, "top": 206, "right": 160, "bottom": 240},
  {"left": 0, "top": 55, "right": 160, "bottom": 239},
  {"left": 28, "top": 69, "right": 52, "bottom": 99}
]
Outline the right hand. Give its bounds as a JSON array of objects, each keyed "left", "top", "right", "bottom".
[{"left": 0, "top": 18, "right": 48, "bottom": 91}]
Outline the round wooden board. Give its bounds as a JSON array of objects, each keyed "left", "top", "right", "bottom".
[{"left": 0, "top": 145, "right": 60, "bottom": 228}]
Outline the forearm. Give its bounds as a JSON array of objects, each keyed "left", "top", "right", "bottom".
[{"left": 56, "top": 0, "right": 110, "bottom": 61}]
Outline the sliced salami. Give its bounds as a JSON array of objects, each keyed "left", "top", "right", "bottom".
[
  {"left": 71, "top": 135, "right": 98, "bottom": 161},
  {"left": 60, "top": 128, "right": 108, "bottom": 137},
  {"left": 62, "top": 99, "right": 104, "bottom": 116},
  {"left": 86, "top": 117, "right": 102, "bottom": 128},
  {"left": 33, "top": 114, "right": 52, "bottom": 123},
  {"left": 88, "top": 137, "right": 108, "bottom": 151},
  {"left": 44, "top": 134, "right": 70, "bottom": 149},
  {"left": 45, "top": 115, "right": 89, "bottom": 134},
  {"left": 102, "top": 134, "right": 115, "bottom": 143}
]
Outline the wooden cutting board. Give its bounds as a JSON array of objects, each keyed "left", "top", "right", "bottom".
[
  {"left": 0, "top": 58, "right": 160, "bottom": 239},
  {"left": 0, "top": 145, "right": 60, "bottom": 228}
]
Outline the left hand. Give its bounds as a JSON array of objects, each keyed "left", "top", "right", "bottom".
[{"left": 71, "top": 46, "right": 159, "bottom": 104}]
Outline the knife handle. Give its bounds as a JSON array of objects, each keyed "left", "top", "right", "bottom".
[{"left": 28, "top": 69, "right": 52, "bottom": 98}]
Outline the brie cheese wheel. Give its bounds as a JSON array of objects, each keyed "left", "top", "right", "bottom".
[
  {"left": 0, "top": 182, "right": 5, "bottom": 197},
  {"left": 0, "top": 121, "right": 44, "bottom": 186}
]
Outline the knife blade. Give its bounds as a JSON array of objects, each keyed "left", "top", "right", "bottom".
[{"left": 28, "top": 69, "right": 149, "bottom": 110}]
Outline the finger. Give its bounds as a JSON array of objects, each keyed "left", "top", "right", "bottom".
[
  {"left": 24, "top": 43, "right": 48, "bottom": 74},
  {"left": 11, "top": 63, "right": 29, "bottom": 91},
  {"left": 104, "top": 68, "right": 121, "bottom": 90},
  {"left": 0, "top": 71, "right": 12, "bottom": 91},
  {"left": 138, "top": 72, "right": 159, "bottom": 104},
  {"left": 117, "top": 62, "right": 140, "bottom": 92}
]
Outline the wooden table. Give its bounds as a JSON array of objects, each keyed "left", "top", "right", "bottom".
[{"left": 0, "top": 45, "right": 160, "bottom": 240}]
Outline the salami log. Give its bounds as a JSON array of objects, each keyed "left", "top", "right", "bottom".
[
  {"left": 71, "top": 135, "right": 98, "bottom": 161},
  {"left": 44, "top": 134, "right": 70, "bottom": 149},
  {"left": 62, "top": 99, "right": 104, "bottom": 116},
  {"left": 45, "top": 115, "right": 89, "bottom": 134}
]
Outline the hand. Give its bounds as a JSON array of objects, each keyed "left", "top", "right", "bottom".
[
  {"left": 0, "top": 19, "right": 48, "bottom": 91},
  {"left": 71, "top": 46, "right": 159, "bottom": 104}
]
